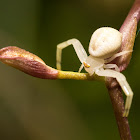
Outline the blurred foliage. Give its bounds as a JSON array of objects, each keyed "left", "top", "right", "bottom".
[{"left": 0, "top": 0, "right": 139, "bottom": 140}]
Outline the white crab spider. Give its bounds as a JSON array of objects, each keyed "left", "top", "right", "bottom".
[{"left": 56, "top": 27, "right": 133, "bottom": 117}]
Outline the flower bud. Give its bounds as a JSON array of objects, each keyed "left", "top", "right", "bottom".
[{"left": 0, "top": 46, "right": 58, "bottom": 79}]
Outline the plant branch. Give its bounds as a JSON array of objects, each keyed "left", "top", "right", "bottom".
[
  {"left": 106, "top": 0, "right": 140, "bottom": 139},
  {"left": 58, "top": 70, "right": 104, "bottom": 81}
]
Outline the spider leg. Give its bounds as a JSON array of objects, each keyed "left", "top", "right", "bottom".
[
  {"left": 104, "top": 64, "right": 120, "bottom": 72},
  {"left": 78, "top": 64, "right": 84, "bottom": 73},
  {"left": 105, "top": 50, "right": 132, "bottom": 63},
  {"left": 56, "top": 38, "right": 88, "bottom": 70},
  {"left": 95, "top": 68, "right": 133, "bottom": 117}
]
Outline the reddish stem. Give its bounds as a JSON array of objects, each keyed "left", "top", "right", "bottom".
[{"left": 107, "top": 0, "right": 140, "bottom": 139}]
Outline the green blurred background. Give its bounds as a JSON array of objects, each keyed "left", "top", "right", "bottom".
[{"left": 0, "top": 0, "right": 139, "bottom": 139}]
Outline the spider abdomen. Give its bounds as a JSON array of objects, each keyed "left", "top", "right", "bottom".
[{"left": 89, "top": 27, "right": 122, "bottom": 59}]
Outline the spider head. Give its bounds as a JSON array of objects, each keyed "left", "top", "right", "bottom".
[{"left": 89, "top": 27, "right": 122, "bottom": 59}]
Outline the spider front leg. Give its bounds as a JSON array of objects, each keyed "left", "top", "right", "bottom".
[
  {"left": 95, "top": 68, "right": 133, "bottom": 117},
  {"left": 105, "top": 50, "right": 132, "bottom": 63},
  {"left": 56, "top": 38, "right": 88, "bottom": 70}
]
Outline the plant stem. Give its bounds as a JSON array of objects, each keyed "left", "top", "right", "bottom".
[
  {"left": 58, "top": 70, "right": 104, "bottom": 81},
  {"left": 106, "top": 0, "right": 140, "bottom": 139},
  {"left": 106, "top": 80, "right": 132, "bottom": 140}
]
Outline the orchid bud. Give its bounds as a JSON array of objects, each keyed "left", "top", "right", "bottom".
[{"left": 0, "top": 46, "right": 58, "bottom": 79}]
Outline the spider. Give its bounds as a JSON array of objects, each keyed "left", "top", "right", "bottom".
[{"left": 56, "top": 27, "right": 133, "bottom": 117}]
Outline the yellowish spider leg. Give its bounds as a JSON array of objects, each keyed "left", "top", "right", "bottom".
[
  {"left": 56, "top": 38, "right": 87, "bottom": 70},
  {"left": 95, "top": 68, "right": 133, "bottom": 117},
  {"left": 78, "top": 64, "right": 84, "bottom": 73}
]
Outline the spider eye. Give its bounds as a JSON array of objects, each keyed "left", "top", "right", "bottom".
[{"left": 89, "top": 27, "right": 122, "bottom": 59}]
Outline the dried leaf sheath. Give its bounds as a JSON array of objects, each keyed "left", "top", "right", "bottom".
[{"left": 0, "top": 46, "right": 58, "bottom": 79}]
